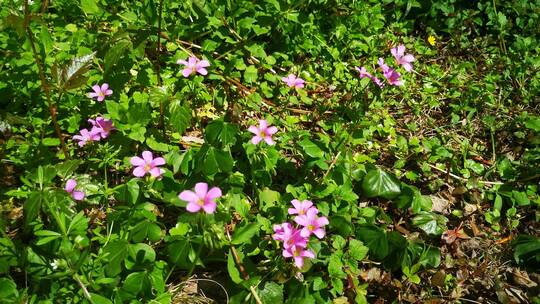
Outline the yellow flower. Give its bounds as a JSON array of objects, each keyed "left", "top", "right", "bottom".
[{"left": 428, "top": 35, "right": 437, "bottom": 46}]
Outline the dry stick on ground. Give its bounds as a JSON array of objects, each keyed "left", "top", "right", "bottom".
[
  {"left": 74, "top": 274, "right": 94, "bottom": 304},
  {"left": 426, "top": 163, "right": 504, "bottom": 185},
  {"left": 225, "top": 225, "right": 263, "bottom": 304},
  {"left": 24, "top": 0, "right": 69, "bottom": 159}
]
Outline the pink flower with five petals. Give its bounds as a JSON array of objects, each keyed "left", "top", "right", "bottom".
[
  {"left": 73, "top": 128, "right": 101, "bottom": 147},
  {"left": 88, "top": 117, "right": 115, "bottom": 139},
  {"left": 272, "top": 222, "right": 308, "bottom": 249},
  {"left": 288, "top": 199, "right": 315, "bottom": 216},
  {"left": 378, "top": 58, "right": 403, "bottom": 86},
  {"left": 88, "top": 83, "right": 113, "bottom": 102},
  {"left": 391, "top": 44, "right": 415, "bottom": 72},
  {"left": 248, "top": 120, "right": 278, "bottom": 145},
  {"left": 294, "top": 208, "right": 329, "bottom": 239},
  {"left": 282, "top": 245, "right": 315, "bottom": 268},
  {"left": 130, "top": 151, "right": 166, "bottom": 178},
  {"left": 281, "top": 74, "right": 305, "bottom": 88},
  {"left": 178, "top": 182, "right": 222, "bottom": 214},
  {"left": 177, "top": 56, "right": 210, "bottom": 77}
]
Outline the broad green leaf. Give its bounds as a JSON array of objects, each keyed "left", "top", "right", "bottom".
[
  {"left": 259, "top": 281, "right": 283, "bottom": 304},
  {"left": 167, "top": 239, "right": 191, "bottom": 268},
  {"left": 80, "top": 0, "right": 100, "bottom": 15},
  {"left": 169, "top": 101, "right": 191, "bottom": 135},
  {"left": 56, "top": 160, "right": 83, "bottom": 179},
  {"left": 361, "top": 168, "right": 401, "bottom": 199},
  {"left": 103, "top": 239, "right": 129, "bottom": 276},
  {"left": 0, "top": 277, "right": 18, "bottom": 301},
  {"left": 0, "top": 238, "right": 17, "bottom": 274},
  {"left": 114, "top": 179, "right": 139, "bottom": 205},
  {"left": 227, "top": 249, "right": 242, "bottom": 284},
  {"left": 356, "top": 225, "right": 388, "bottom": 260},
  {"left": 231, "top": 223, "right": 259, "bottom": 245},
  {"left": 512, "top": 235, "right": 540, "bottom": 267},
  {"left": 104, "top": 39, "right": 132, "bottom": 72},
  {"left": 204, "top": 119, "right": 238, "bottom": 147},
  {"left": 244, "top": 65, "right": 258, "bottom": 83},
  {"left": 299, "top": 138, "right": 324, "bottom": 158},
  {"left": 125, "top": 243, "right": 156, "bottom": 269},
  {"left": 348, "top": 239, "right": 369, "bottom": 261},
  {"left": 412, "top": 211, "right": 448, "bottom": 236},
  {"left": 122, "top": 271, "right": 148, "bottom": 295},
  {"left": 90, "top": 293, "right": 113, "bottom": 304}
]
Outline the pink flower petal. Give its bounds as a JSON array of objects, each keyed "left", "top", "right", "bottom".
[
  {"left": 149, "top": 167, "right": 162, "bottom": 177},
  {"left": 105, "top": 89, "right": 113, "bottom": 96},
  {"left": 65, "top": 179, "right": 77, "bottom": 192},
  {"left": 313, "top": 228, "right": 325, "bottom": 239},
  {"left": 88, "top": 92, "right": 99, "bottom": 98},
  {"left": 206, "top": 187, "right": 222, "bottom": 200},
  {"left": 152, "top": 157, "right": 166, "bottom": 166},
  {"left": 248, "top": 125, "right": 260, "bottom": 135},
  {"left": 92, "top": 85, "right": 101, "bottom": 93},
  {"left": 299, "top": 228, "right": 311, "bottom": 238},
  {"left": 202, "top": 202, "right": 217, "bottom": 214},
  {"left": 317, "top": 216, "right": 329, "bottom": 226},
  {"left": 186, "top": 201, "right": 202, "bottom": 213},
  {"left": 251, "top": 136, "right": 263, "bottom": 145},
  {"left": 188, "top": 57, "right": 197, "bottom": 66},
  {"left": 179, "top": 190, "right": 198, "bottom": 202},
  {"left": 72, "top": 191, "right": 85, "bottom": 201},
  {"left": 177, "top": 59, "right": 188, "bottom": 65},
  {"left": 182, "top": 68, "right": 192, "bottom": 78},
  {"left": 294, "top": 215, "right": 308, "bottom": 227},
  {"left": 293, "top": 256, "right": 304, "bottom": 268},
  {"left": 97, "top": 95, "right": 105, "bottom": 102},
  {"left": 196, "top": 68, "right": 208, "bottom": 75},
  {"left": 197, "top": 60, "right": 210, "bottom": 68},
  {"left": 263, "top": 136, "right": 275, "bottom": 145},
  {"left": 142, "top": 151, "right": 153, "bottom": 163},
  {"left": 101, "top": 83, "right": 109, "bottom": 91},
  {"left": 194, "top": 182, "right": 208, "bottom": 198},
  {"left": 133, "top": 166, "right": 147, "bottom": 177},
  {"left": 259, "top": 119, "right": 268, "bottom": 130},
  {"left": 266, "top": 126, "right": 278, "bottom": 135},
  {"left": 130, "top": 156, "right": 145, "bottom": 166}
]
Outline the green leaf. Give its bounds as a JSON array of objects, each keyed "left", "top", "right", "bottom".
[
  {"left": 122, "top": 271, "right": 148, "bottom": 295},
  {"left": 299, "top": 138, "right": 324, "bottom": 158},
  {"left": 328, "top": 251, "right": 346, "bottom": 278},
  {"left": 348, "top": 239, "right": 369, "bottom": 261},
  {"left": 167, "top": 239, "right": 191, "bottom": 268},
  {"left": 103, "top": 239, "right": 129, "bottom": 276},
  {"left": 259, "top": 281, "right": 283, "bottom": 304},
  {"left": 0, "top": 238, "right": 17, "bottom": 274},
  {"left": 0, "top": 278, "right": 18, "bottom": 301},
  {"left": 231, "top": 223, "right": 260, "bottom": 245},
  {"left": 60, "top": 53, "right": 95, "bottom": 91},
  {"left": 412, "top": 211, "right": 448, "bottom": 236},
  {"left": 104, "top": 39, "right": 132, "bottom": 72},
  {"left": 524, "top": 117, "right": 540, "bottom": 132},
  {"left": 169, "top": 101, "right": 191, "bottom": 135},
  {"left": 56, "top": 160, "right": 83, "bottom": 179},
  {"left": 258, "top": 188, "right": 280, "bottom": 211},
  {"left": 357, "top": 225, "right": 388, "bottom": 260},
  {"left": 90, "top": 293, "right": 113, "bottom": 304},
  {"left": 227, "top": 249, "right": 242, "bottom": 284},
  {"left": 42, "top": 137, "right": 60, "bottom": 146},
  {"left": 512, "top": 235, "right": 540, "bottom": 267},
  {"left": 24, "top": 191, "right": 43, "bottom": 226},
  {"left": 244, "top": 65, "right": 258, "bottom": 83},
  {"left": 131, "top": 220, "right": 162, "bottom": 242},
  {"left": 114, "top": 179, "right": 139, "bottom": 205},
  {"left": 125, "top": 243, "right": 156, "bottom": 269},
  {"left": 80, "top": 0, "right": 100, "bottom": 15},
  {"left": 204, "top": 119, "right": 238, "bottom": 147},
  {"left": 361, "top": 168, "right": 401, "bottom": 199}
]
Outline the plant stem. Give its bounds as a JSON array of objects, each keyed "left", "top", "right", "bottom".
[
  {"left": 24, "top": 1, "right": 69, "bottom": 159},
  {"left": 156, "top": 0, "right": 166, "bottom": 139}
]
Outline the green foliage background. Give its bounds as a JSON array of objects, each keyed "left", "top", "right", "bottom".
[{"left": 1, "top": 0, "right": 539, "bottom": 303}]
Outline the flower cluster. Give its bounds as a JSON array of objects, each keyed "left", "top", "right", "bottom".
[
  {"left": 73, "top": 116, "right": 115, "bottom": 147},
  {"left": 356, "top": 44, "right": 415, "bottom": 87},
  {"left": 273, "top": 199, "right": 329, "bottom": 268},
  {"left": 177, "top": 56, "right": 210, "bottom": 77}
]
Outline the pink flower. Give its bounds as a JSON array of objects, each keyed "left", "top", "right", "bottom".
[
  {"left": 130, "top": 151, "right": 166, "bottom": 178},
  {"left": 355, "top": 66, "right": 383, "bottom": 88},
  {"left": 177, "top": 56, "right": 210, "bottom": 77},
  {"left": 294, "top": 208, "right": 329, "bottom": 239},
  {"left": 378, "top": 58, "right": 403, "bottom": 86},
  {"left": 281, "top": 74, "right": 305, "bottom": 88},
  {"left": 88, "top": 117, "right": 115, "bottom": 138},
  {"left": 65, "top": 179, "right": 85, "bottom": 201},
  {"left": 272, "top": 223, "right": 308, "bottom": 249},
  {"left": 391, "top": 45, "right": 415, "bottom": 72},
  {"left": 282, "top": 245, "right": 315, "bottom": 268},
  {"left": 288, "top": 199, "right": 315, "bottom": 216},
  {"left": 88, "top": 83, "right": 113, "bottom": 102},
  {"left": 73, "top": 128, "right": 101, "bottom": 147},
  {"left": 178, "top": 182, "right": 222, "bottom": 214},
  {"left": 248, "top": 120, "right": 278, "bottom": 145}
]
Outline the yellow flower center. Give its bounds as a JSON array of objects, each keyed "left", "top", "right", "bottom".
[
  {"left": 197, "top": 199, "right": 205, "bottom": 206},
  {"left": 308, "top": 224, "right": 314, "bottom": 231},
  {"left": 260, "top": 131, "right": 266, "bottom": 137},
  {"left": 144, "top": 164, "right": 151, "bottom": 171}
]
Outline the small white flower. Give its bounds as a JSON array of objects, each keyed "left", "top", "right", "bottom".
[{"left": 50, "top": 259, "right": 59, "bottom": 270}]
